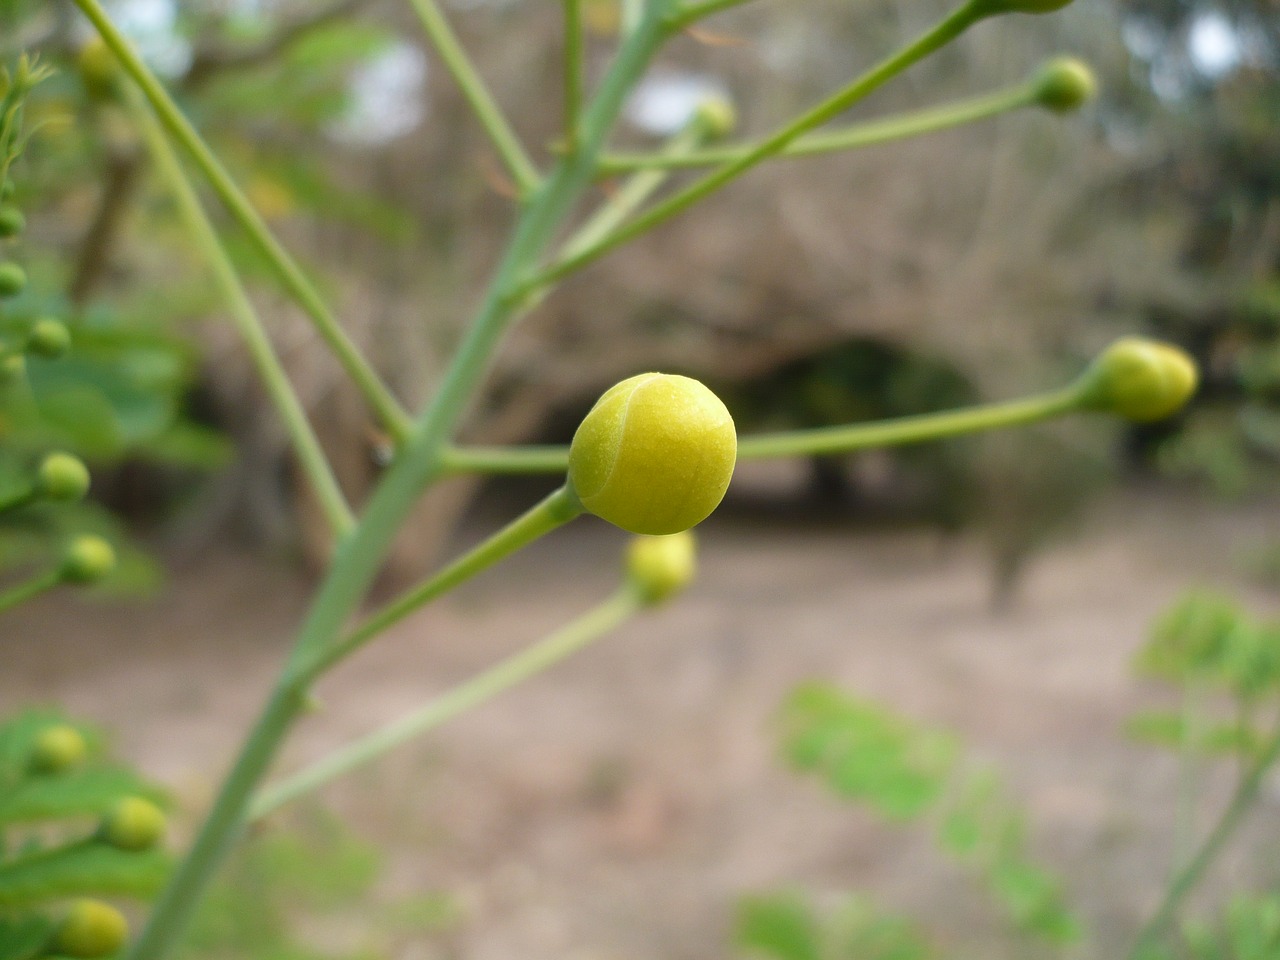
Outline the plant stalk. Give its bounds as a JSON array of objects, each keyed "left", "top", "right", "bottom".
[
  {"left": 252, "top": 587, "right": 641, "bottom": 819},
  {"left": 70, "top": 0, "right": 412, "bottom": 441},
  {"left": 1128, "top": 725, "right": 1280, "bottom": 958},
  {"left": 0, "top": 569, "right": 60, "bottom": 614},
  {"left": 128, "top": 86, "right": 355, "bottom": 538}
]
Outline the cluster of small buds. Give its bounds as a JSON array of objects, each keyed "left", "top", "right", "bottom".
[{"left": 568, "top": 373, "right": 737, "bottom": 536}]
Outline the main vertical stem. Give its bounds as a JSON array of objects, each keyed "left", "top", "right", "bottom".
[{"left": 124, "top": 8, "right": 675, "bottom": 959}]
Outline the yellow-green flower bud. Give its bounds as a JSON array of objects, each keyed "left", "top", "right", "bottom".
[
  {"left": 60, "top": 535, "right": 117, "bottom": 585},
  {"left": 0, "top": 354, "right": 24, "bottom": 385},
  {"left": 0, "top": 205, "right": 24, "bottom": 238},
  {"left": 50, "top": 900, "right": 128, "bottom": 959},
  {"left": 568, "top": 373, "right": 737, "bottom": 536},
  {"left": 1033, "top": 57, "right": 1097, "bottom": 112},
  {"left": 78, "top": 37, "right": 120, "bottom": 100},
  {"left": 0, "top": 180, "right": 14, "bottom": 201},
  {"left": 693, "top": 96, "right": 737, "bottom": 139},
  {"left": 101, "top": 796, "right": 167, "bottom": 851},
  {"left": 0, "top": 262, "right": 26, "bottom": 297},
  {"left": 37, "top": 452, "right": 91, "bottom": 502},
  {"left": 626, "top": 532, "right": 697, "bottom": 606},
  {"left": 27, "top": 318, "right": 71, "bottom": 359},
  {"left": 1077, "top": 337, "right": 1199, "bottom": 422},
  {"left": 28, "top": 724, "right": 88, "bottom": 774}
]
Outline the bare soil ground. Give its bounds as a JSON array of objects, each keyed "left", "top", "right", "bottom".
[{"left": 6, "top": 489, "right": 1280, "bottom": 960}]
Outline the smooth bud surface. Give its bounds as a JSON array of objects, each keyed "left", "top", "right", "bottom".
[
  {"left": 693, "top": 96, "right": 738, "bottom": 139},
  {"left": 27, "top": 318, "right": 71, "bottom": 359},
  {"left": 627, "top": 532, "right": 697, "bottom": 606},
  {"left": 61, "top": 535, "right": 117, "bottom": 584},
  {"left": 1078, "top": 337, "right": 1199, "bottom": 422},
  {"left": 0, "top": 206, "right": 24, "bottom": 238},
  {"left": 569, "top": 373, "right": 736, "bottom": 536},
  {"left": 28, "top": 724, "right": 88, "bottom": 774},
  {"left": 1034, "top": 57, "right": 1097, "bottom": 112},
  {"left": 0, "top": 262, "right": 26, "bottom": 297},
  {"left": 102, "top": 796, "right": 167, "bottom": 851},
  {"left": 51, "top": 900, "right": 128, "bottom": 958},
  {"left": 38, "top": 452, "right": 90, "bottom": 502}
]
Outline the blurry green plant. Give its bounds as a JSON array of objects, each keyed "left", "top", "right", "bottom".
[
  {"left": 0, "top": 2, "right": 1221, "bottom": 960},
  {"left": 0, "top": 709, "right": 170, "bottom": 960},
  {"left": 736, "top": 683, "right": 1079, "bottom": 960}
]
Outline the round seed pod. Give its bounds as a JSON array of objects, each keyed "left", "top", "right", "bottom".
[
  {"left": 1077, "top": 337, "right": 1199, "bottom": 422},
  {"left": 101, "top": 796, "right": 167, "bottom": 851},
  {"left": 0, "top": 206, "right": 24, "bottom": 238},
  {"left": 568, "top": 373, "right": 737, "bottom": 536},
  {"left": 28, "top": 724, "right": 88, "bottom": 774},
  {"left": 0, "top": 354, "right": 25, "bottom": 385},
  {"left": 626, "top": 532, "right": 697, "bottom": 606},
  {"left": 27, "top": 318, "right": 71, "bottom": 359},
  {"left": 0, "top": 262, "right": 26, "bottom": 297},
  {"left": 37, "top": 453, "right": 91, "bottom": 502},
  {"left": 0, "top": 180, "right": 14, "bottom": 201},
  {"left": 78, "top": 37, "right": 120, "bottom": 100},
  {"left": 693, "top": 96, "right": 737, "bottom": 139},
  {"left": 50, "top": 900, "right": 128, "bottom": 959},
  {"left": 60, "top": 535, "right": 117, "bottom": 585},
  {"left": 1033, "top": 58, "right": 1097, "bottom": 112}
]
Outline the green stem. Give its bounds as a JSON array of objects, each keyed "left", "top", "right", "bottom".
[
  {"left": 563, "top": 0, "right": 584, "bottom": 154},
  {"left": 737, "top": 385, "right": 1083, "bottom": 459},
  {"left": 292, "top": 486, "right": 583, "bottom": 683},
  {"left": 441, "top": 384, "right": 1087, "bottom": 476},
  {"left": 1128, "top": 725, "right": 1280, "bottom": 958},
  {"left": 70, "top": 0, "right": 412, "bottom": 442},
  {"left": 0, "top": 484, "right": 37, "bottom": 514},
  {"left": 0, "top": 569, "right": 60, "bottom": 614},
  {"left": 596, "top": 81, "right": 1037, "bottom": 174},
  {"left": 668, "top": 0, "right": 756, "bottom": 29},
  {"left": 252, "top": 587, "right": 641, "bottom": 820},
  {"left": 522, "top": 0, "right": 987, "bottom": 293},
  {"left": 406, "top": 0, "right": 540, "bottom": 197},
  {"left": 128, "top": 88, "right": 355, "bottom": 539},
  {"left": 563, "top": 121, "right": 707, "bottom": 260},
  {"left": 126, "top": 11, "right": 675, "bottom": 957},
  {"left": 1172, "top": 681, "right": 1204, "bottom": 873},
  {"left": 126, "top": 685, "right": 307, "bottom": 960}
]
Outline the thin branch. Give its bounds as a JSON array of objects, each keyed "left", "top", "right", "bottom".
[{"left": 405, "top": 0, "right": 541, "bottom": 196}]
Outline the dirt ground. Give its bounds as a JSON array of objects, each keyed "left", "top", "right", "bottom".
[{"left": 6, "top": 489, "right": 1280, "bottom": 960}]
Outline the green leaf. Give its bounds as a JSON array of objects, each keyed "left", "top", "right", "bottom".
[
  {"left": 736, "top": 893, "right": 822, "bottom": 960},
  {"left": 0, "top": 768, "right": 167, "bottom": 826},
  {"left": 0, "top": 842, "right": 171, "bottom": 906}
]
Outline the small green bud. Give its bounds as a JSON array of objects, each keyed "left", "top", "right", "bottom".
[
  {"left": 568, "top": 373, "right": 737, "bottom": 536},
  {"left": 693, "top": 96, "right": 737, "bottom": 139},
  {"left": 101, "top": 796, "right": 167, "bottom": 851},
  {"left": 626, "top": 532, "right": 697, "bottom": 605},
  {"left": 27, "top": 318, "right": 71, "bottom": 358},
  {"left": 60, "top": 535, "right": 117, "bottom": 585},
  {"left": 0, "top": 353, "right": 25, "bottom": 385},
  {"left": 1078, "top": 337, "right": 1199, "bottom": 422},
  {"left": 0, "top": 262, "right": 26, "bottom": 297},
  {"left": 50, "top": 900, "right": 128, "bottom": 959},
  {"left": 37, "top": 452, "right": 91, "bottom": 502},
  {"left": 1033, "top": 57, "right": 1097, "bottom": 112},
  {"left": 28, "top": 724, "right": 88, "bottom": 774},
  {"left": 0, "top": 205, "right": 24, "bottom": 238},
  {"left": 0, "top": 180, "right": 14, "bottom": 201},
  {"left": 78, "top": 37, "right": 120, "bottom": 99}
]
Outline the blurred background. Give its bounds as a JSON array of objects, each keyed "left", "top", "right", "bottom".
[{"left": 3, "top": 0, "right": 1280, "bottom": 957}]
